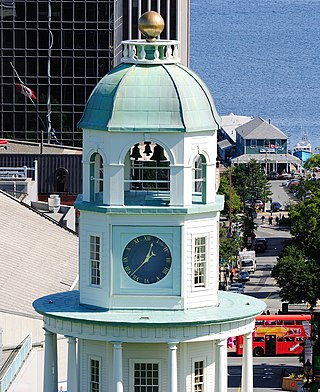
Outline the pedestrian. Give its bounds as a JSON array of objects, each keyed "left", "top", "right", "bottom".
[
  {"left": 268, "top": 215, "right": 273, "bottom": 225},
  {"left": 275, "top": 216, "right": 279, "bottom": 225},
  {"left": 267, "top": 310, "right": 270, "bottom": 315},
  {"left": 261, "top": 215, "right": 265, "bottom": 224}
]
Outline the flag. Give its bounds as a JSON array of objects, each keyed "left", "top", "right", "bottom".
[{"left": 15, "top": 83, "right": 37, "bottom": 100}]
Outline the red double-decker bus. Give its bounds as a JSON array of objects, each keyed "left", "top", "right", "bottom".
[{"left": 235, "top": 314, "right": 311, "bottom": 356}]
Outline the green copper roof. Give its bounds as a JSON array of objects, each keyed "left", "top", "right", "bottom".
[
  {"left": 33, "top": 290, "right": 265, "bottom": 327},
  {"left": 78, "top": 63, "right": 221, "bottom": 132}
]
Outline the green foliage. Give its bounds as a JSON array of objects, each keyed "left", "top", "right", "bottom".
[
  {"left": 272, "top": 180, "right": 320, "bottom": 306},
  {"left": 272, "top": 245, "right": 320, "bottom": 305},
  {"left": 239, "top": 212, "right": 257, "bottom": 248},
  {"left": 218, "top": 169, "right": 242, "bottom": 219},
  {"left": 232, "top": 159, "right": 272, "bottom": 205},
  {"left": 289, "top": 195, "right": 320, "bottom": 261},
  {"left": 304, "top": 154, "right": 320, "bottom": 169},
  {"left": 219, "top": 225, "right": 240, "bottom": 266}
]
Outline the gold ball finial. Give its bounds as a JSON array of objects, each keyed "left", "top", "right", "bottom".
[{"left": 138, "top": 11, "right": 164, "bottom": 42}]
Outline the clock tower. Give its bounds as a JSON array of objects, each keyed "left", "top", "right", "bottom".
[{"left": 34, "top": 11, "right": 265, "bottom": 392}]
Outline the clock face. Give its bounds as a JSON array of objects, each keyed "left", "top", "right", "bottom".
[{"left": 122, "top": 235, "right": 172, "bottom": 284}]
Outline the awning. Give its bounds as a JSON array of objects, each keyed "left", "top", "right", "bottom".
[{"left": 231, "top": 153, "right": 301, "bottom": 165}]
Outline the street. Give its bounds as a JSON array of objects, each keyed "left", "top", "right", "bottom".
[
  {"left": 228, "top": 355, "right": 301, "bottom": 392},
  {"left": 227, "top": 180, "right": 304, "bottom": 390}
]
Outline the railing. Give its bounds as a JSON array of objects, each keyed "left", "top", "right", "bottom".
[
  {"left": 122, "top": 39, "right": 180, "bottom": 64},
  {"left": 0, "top": 167, "right": 28, "bottom": 180},
  {"left": 0, "top": 334, "right": 32, "bottom": 392}
]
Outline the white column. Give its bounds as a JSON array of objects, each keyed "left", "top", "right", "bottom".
[
  {"left": 67, "top": 336, "right": 77, "bottom": 392},
  {"left": 43, "top": 329, "right": 58, "bottom": 392},
  {"left": 215, "top": 339, "right": 228, "bottom": 392},
  {"left": 241, "top": 332, "right": 253, "bottom": 392},
  {"left": 168, "top": 342, "right": 178, "bottom": 392},
  {"left": 113, "top": 342, "right": 123, "bottom": 392}
]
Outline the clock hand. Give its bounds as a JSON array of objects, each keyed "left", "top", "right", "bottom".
[{"left": 130, "top": 243, "right": 156, "bottom": 276}]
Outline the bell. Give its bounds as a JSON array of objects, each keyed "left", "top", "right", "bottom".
[
  {"left": 130, "top": 144, "right": 142, "bottom": 160},
  {"left": 143, "top": 142, "right": 152, "bottom": 156},
  {"left": 150, "top": 144, "right": 167, "bottom": 162}
]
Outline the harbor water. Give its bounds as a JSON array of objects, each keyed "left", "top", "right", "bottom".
[{"left": 190, "top": 0, "right": 320, "bottom": 150}]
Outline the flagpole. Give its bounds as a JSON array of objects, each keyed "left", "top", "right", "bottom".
[
  {"left": 47, "top": 0, "right": 53, "bottom": 144},
  {"left": 10, "top": 62, "right": 48, "bottom": 134}
]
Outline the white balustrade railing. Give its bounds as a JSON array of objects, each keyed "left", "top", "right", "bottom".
[{"left": 121, "top": 40, "right": 180, "bottom": 64}]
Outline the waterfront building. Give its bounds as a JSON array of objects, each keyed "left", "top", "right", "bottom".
[
  {"left": 33, "top": 13, "right": 265, "bottom": 392},
  {"left": 231, "top": 117, "right": 301, "bottom": 174},
  {"left": 0, "top": 0, "right": 189, "bottom": 147},
  {"left": 218, "top": 113, "right": 253, "bottom": 164}
]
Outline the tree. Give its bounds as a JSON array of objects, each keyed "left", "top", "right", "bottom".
[
  {"left": 232, "top": 159, "right": 272, "bottom": 206},
  {"left": 272, "top": 182, "right": 320, "bottom": 306},
  {"left": 239, "top": 211, "right": 257, "bottom": 249},
  {"left": 219, "top": 225, "right": 240, "bottom": 266},
  {"left": 272, "top": 245, "right": 320, "bottom": 306},
  {"left": 304, "top": 154, "right": 320, "bottom": 170},
  {"left": 218, "top": 169, "right": 242, "bottom": 220}
]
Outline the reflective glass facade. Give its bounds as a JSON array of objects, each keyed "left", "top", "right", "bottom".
[{"left": 0, "top": 1, "right": 188, "bottom": 146}]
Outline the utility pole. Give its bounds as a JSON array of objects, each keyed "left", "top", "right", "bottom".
[{"left": 229, "top": 169, "right": 232, "bottom": 235}]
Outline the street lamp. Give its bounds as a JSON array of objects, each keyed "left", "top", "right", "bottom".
[{"left": 303, "top": 359, "right": 312, "bottom": 392}]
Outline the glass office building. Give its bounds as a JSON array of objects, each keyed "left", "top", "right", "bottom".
[{"left": 0, "top": 0, "right": 189, "bottom": 147}]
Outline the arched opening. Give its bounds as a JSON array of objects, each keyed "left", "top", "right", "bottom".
[
  {"left": 124, "top": 142, "right": 170, "bottom": 206},
  {"left": 55, "top": 167, "right": 68, "bottom": 193},
  {"left": 192, "top": 154, "right": 206, "bottom": 204},
  {"left": 90, "top": 153, "right": 103, "bottom": 203}
]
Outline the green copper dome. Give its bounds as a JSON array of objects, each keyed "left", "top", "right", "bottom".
[{"left": 78, "top": 62, "right": 221, "bottom": 132}]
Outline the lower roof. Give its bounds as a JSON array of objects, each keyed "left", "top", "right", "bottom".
[
  {"left": 231, "top": 153, "right": 301, "bottom": 164},
  {"left": 33, "top": 290, "right": 265, "bottom": 327}
]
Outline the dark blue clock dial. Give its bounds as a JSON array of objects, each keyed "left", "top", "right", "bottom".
[{"left": 122, "top": 235, "right": 172, "bottom": 284}]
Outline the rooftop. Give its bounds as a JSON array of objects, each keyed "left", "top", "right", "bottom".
[
  {"left": 236, "top": 117, "right": 287, "bottom": 140},
  {"left": 0, "top": 139, "right": 82, "bottom": 155},
  {"left": 0, "top": 191, "right": 78, "bottom": 317},
  {"left": 33, "top": 290, "right": 265, "bottom": 326}
]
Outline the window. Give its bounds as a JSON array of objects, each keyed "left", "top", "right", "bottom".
[
  {"left": 284, "top": 320, "right": 295, "bottom": 325},
  {"left": 264, "top": 139, "right": 270, "bottom": 148},
  {"left": 192, "top": 154, "right": 206, "bottom": 204},
  {"left": 133, "top": 362, "right": 159, "bottom": 392},
  {"left": 124, "top": 142, "right": 170, "bottom": 206},
  {"left": 90, "top": 358, "right": 100, "bottom": 392},
  {"left": 250, "top": 139, "right": 257, "bottom": 148},
  {"left": 130, "top": 160, "right": 170, "bottom": 191},
  {"left": 55, "top": 167, "right": 68, "bottom": 192},
  {"left": 194, "top": 236, "right": 206, "bottom": 288},
  {"left": 90, "top": 153, "right": 103, "bottom": 202},
  {"left": 90, "top": 236, "right": 101, "bottom": 286},
  {"left": 194, "top": 360, "right": 204, "bottom": 392}
]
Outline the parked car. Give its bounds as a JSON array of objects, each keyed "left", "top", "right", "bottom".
[
  {"left": 271, "top": 202, "right": 282, "bottom": 212},
  {"left": 288, "top": 180, "right": 300, "bottom": 192},
  {"left": 254, "top": 237, "right": 268, "bottom": 252},
  {"left": 228, "top": 287, "right": 242, "bottom": 293},
  {"left": 229, "top": 282, "right": 244, "bottom": 294},
  {"left": 268, "top": 171, "right": 279, "bottom": 180},
  {"left": 282, "top": 179, "right": 291, "bottom": 187},
  {"left": 237, "top": 270, "right": 250, "bottom": 283},
  {"left": 254, "top": 199, "right": 265, "bottom": 211}
]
